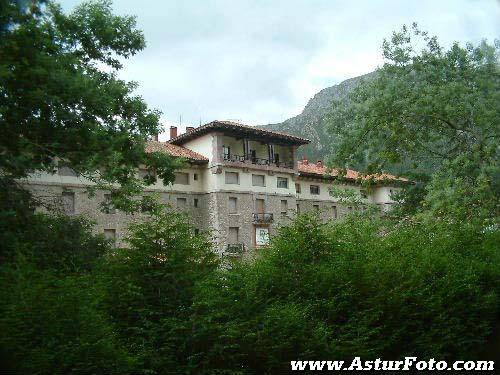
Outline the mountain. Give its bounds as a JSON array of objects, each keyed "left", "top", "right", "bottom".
[{"left": 262, "top": 72, "right": 375, "bottom": 162}]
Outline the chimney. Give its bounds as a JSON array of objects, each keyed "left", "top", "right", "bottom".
[
  {"left": 186, "top": 126, "right": 195, "bottom": 133},
  {"left": 170, "top": 126, "right": 177, "bottom": 139},
  {"left": 316, "top": 160, "right": 323, "bottom": 167}
]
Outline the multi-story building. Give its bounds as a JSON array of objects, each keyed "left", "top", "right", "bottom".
[{"left": 22, "top": 120, "right": 406, "bottom": 256}]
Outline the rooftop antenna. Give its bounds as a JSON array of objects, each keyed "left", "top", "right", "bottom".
[
  {"left": 199, "top": 117, "right": 201, "bottom": 126},
  {"left": 179, "top": 115, "right": 182, "bottom": 126}
]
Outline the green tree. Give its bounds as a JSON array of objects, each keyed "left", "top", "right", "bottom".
[
  {"left": 328, "top": 24, "right": 499, "bottom": 221},
  {"left": 191, "top": 214, "right": 500, "bottom": 374},
  {"left": 98, "top": 208, "right": 219, "bottom": 373},
  {"left": 0, "top": 0, "right": 180, "bottom": 211}
]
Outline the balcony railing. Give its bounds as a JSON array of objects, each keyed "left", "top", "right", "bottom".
[
  {"left": 252, "top": 212, "right": 274, "bottom": 223},
  {"left": 225, "top": 243, "right": 245, "bottom": 256},
  {"left": 222, "top": 154, "right": 294, "bottom": 169}
]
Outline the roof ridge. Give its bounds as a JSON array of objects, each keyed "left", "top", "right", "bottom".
[{"left": 169, "top": 120, "right": 310, "bottom": 145}]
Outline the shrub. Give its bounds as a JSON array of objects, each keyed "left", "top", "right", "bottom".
[{"left": 190, "top": 214, "right": 500, "bottom": 373}]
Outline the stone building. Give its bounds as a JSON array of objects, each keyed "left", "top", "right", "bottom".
[{"left": 22, "top": 120, "right": 406, "bottom": 256}]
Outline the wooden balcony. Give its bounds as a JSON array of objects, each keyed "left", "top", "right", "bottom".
[{"left": 222, "top": 154, "right": 294, "bottom": 169}]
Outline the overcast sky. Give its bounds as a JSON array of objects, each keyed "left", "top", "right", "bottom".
[{"left": 60, "top": 0, "right": 500, "bottom": 138}]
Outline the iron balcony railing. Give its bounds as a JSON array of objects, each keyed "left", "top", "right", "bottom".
[
  {"left": 252, "top": 212, "right": 274, "bottom": 223},
  {"left": 222, "top": 154, "right": 294, "bottom": 169},
  {"left": 225, "top": 243, "right": 245, "bottom": 256}
]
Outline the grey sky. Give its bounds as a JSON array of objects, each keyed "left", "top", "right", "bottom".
[{"left": 60, "top": 0, "right": 500, "bottom": 138}]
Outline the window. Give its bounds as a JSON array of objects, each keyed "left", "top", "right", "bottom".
[
  {"left": 274, "top": 153, "right": 280, "bottom": 164},
  {"left": 296, "top": 204, "right": 300, "bottom": 213},
  {"left": 310, "top": 185, "right": 320, "bottom": 195},
  {"left": 332, "top": 205, "right": 338, "bottom": 219},
  {"left": 277, "top": 177, "right": 288, "bottom": 189},
  {"left": 174, "top": 172, "right": 189, "bottom": 185},
  {"left": 62, "top": 191, "right": 75, "bottom": 214},
  {"left": 313, "top": 204, "right": 320, "bottom": 211},
  {"left": 280, "top": 200, "right": 288, "bottom": 216},
  {"left": 252, "top": 174, "right": 265, "bottom": 187},
  {"left": 228, "top": 197, "right": 237, "bottom": 213},
  {"left": 103, "top": 193, "right": 116, "bottom": 214},
  {"left": 177, "top": 197, "right": 187, "bottom": 208},
  {"left": 194, "top": 228, "right": 200, "bottom": 235},
  {"left": 139, "top": 168, "right": 154, "bottom": 180},
  {"left": 223, "top": 145, "right": 230, "bottom": 159},
  {"left": 193, "top": 198, "right": 199, "bottom": 208},
  {"left": 225, "top": 171, "right": 239, "bottom": 184},
  {"left": 228, "top": 227, "right": 239, "bottom": 244},
  {"left": 193, "top": 173, "right": 198, "bottom": 181},
  {"left": 104, "top": 229, "right": 116, "bottom": 242},
  {"left": 141, "top": 196, "right": 154, "bottom": 213},
  {"left": 58, "top": 164, "right": 77, "bottom": 177},
  {"left": 255, "top": 198, "right": 265, "bottom": 213},
  {"left": 295, "top": 183, "right": 301, "bottom": 193}
]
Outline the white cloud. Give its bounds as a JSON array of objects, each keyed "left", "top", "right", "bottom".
[{"left": 60, "top": 0, "right": 500, "bottom": 129}]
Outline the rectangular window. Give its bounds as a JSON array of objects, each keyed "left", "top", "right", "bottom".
[
  {"left": 58, "top": 164, "right": 77, "bottom": 177},
  {"left": 177, "top": 197, "right": 187, "bottom": 208},
  {"left": 193, "top": 173, "right": 198, "bottom": 181},
  {"left": 141, "top": 196, "right": 154, "bottom": 213},
  {"left": 174, "top": 172, "right": 189, "bottom": 185},
  {"left": 193, "top": 198, "right": 199, "bottom": 208},
  {"left": 277, "top": 177, "right": 288, "bottom": 189},
  {"left": 313, "top": 204, "right": 320, "bottom": 211},
  {"left": 332, "top": 205, "right": 338, "bottom": 219},
  {"left": 255, "top": 198, "right": 265, "bottom": 213},
  {"left": 104, "top": 229, "right": 116, "bottom": 242},
  {"left": 280, "top": 200, "right": 288, "bottom": 216},
  {"left": 228, "top": 197, "right": 237, "bottom": 213},
  {"left": 252, "top": 174, "right": 265, "bottom": 187},
  {"left": 194, "top": 228, "right": 200, "bottom": 235},
  {"left": 103, "top": 193, "right": 116, "bottom": 214},
  {"left": 295, "top": 183, "right": 301, "bottom": 193},
  {"left": 296, "top": 203, "right": 300, "bottom": 213},
  {"left": 310, "top": 185, "right": 320, "bottom": 195},
  {"left": 138, "top": 168, "right": 154, "bottom": 180},
  {"left": 223, "top": 145, "right": 230, "bottom": 159},
  {"left": 228, "top": 227, "right": 239, "bottom": 244},
  {"left": 225, "top": 171, "right": 239, "bottom": 184},
  {"left": 62, "top": 191, "right": 75, "bottom": 214}
]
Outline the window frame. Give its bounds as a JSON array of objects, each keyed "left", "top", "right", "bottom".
[
  {"left": 228, "top": 197, "right": 238, "bottom": 214},
  {"left": 252, "top": 174, "right": 266, "bottom": 187},
  {"left": 310, "top": 185, "right": 320, "bottom": 195},
  {"left": 225, "top": 171, "right": 239, "bottom": 185},
  {"left": 276, "top": 177, "right": 288, "bottom": 189}
]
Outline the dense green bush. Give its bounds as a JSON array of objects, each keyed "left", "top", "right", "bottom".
[
  {"left": 0, "top": 260, "right": 133, "bottom": 374},
  {"left": 97, "top": 209, "right": 219, "bottom": 373},
  {"left": 190, "top": 214, "right": 500, "bottom": 374},
  {"left": 1, "top": 200, "right": 498, "bottom": 374}
]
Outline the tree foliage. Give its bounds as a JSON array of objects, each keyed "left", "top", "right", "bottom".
[
  {"left": 189, "top": 214, "right": 500, "bottom": 374},
  {"left": 328, "top": 24, "right": 499, "bottom": 220},
  {"left": 0, "top": 0, "right": 180, "bottom": 211}
]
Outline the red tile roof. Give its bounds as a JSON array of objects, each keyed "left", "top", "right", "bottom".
[
  {"left": 298, "top": 160, "right": 408, "bottom": 183},
  {"left": 145, "top": 141, "right": 208, "bottom": 163},
  {"left": 169, "top": 120, "right": 310, "bottom": 146}
]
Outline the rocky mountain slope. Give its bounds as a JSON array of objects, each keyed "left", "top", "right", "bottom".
[{"left": 262, "top": 72, "right": 375, "bottom": 162}]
